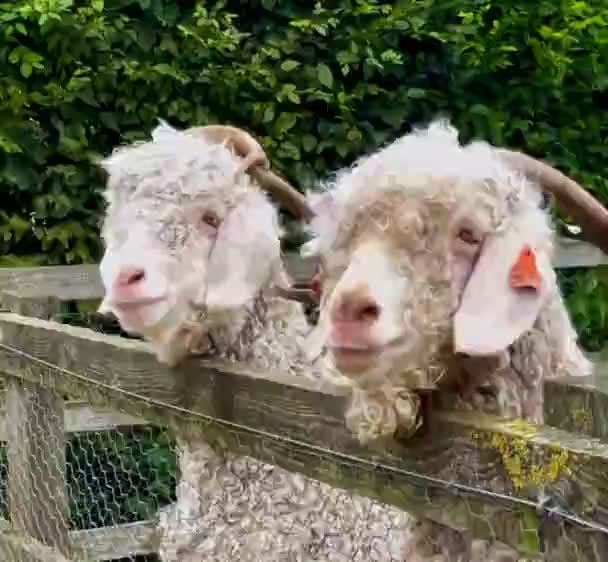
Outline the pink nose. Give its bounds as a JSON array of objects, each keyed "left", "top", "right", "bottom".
[
  {"left": 329, "top": 287, "right": 381, "bottom": 348},
  {"left": 331, "top": 287, "right": 381, "bottom": 324},
  {"left": 114, "top": 266, "right": 146, "bottom": 290}
]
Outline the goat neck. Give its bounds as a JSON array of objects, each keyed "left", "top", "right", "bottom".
[{"left": 185, "top": 290, "right": 271, "bottom": 361}]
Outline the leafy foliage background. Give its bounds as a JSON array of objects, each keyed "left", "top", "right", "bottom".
[{"left": 1, "top": 0, "right": 607, "bottom": 349}]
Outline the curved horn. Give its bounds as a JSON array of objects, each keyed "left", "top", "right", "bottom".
[
  {"left": 187, "top": 125, "right": 315, "bottom": 221},
  {"left": 498, "top": 149, "right": 608, "bottom": 255},
  {"left": 249, "top": 166, "right": 315, "bottom": 222},
  {"left": 273, "top": 286, "right": 317, "bottom": 304}
]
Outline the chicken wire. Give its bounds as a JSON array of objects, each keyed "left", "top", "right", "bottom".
[
  {"left": 0, "top": 372, "right": 175, "bottom": 562},
  {"left": 0, "top": 310, "right": 605, "bottom": 562},
  {"left": 0, "top": 380, "right": 604, "bottom": 562}
]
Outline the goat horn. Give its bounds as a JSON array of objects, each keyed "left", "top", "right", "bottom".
[
  {"left": 273, "top": 286, "right": 317, "bottom": 304},
  {"left": 498, "top": 149, "right": 608, "bottom": 255},
  {"left": 187, "top": 125, "right": 315, "bottom": 221}
]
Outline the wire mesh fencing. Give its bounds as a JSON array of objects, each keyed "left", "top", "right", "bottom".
[
  {"left": 0, "top": 382, "right": 607, "bottom": 562},
  {"left": 0, "top": 302, "right": 172, "bottom": 562},
  {"left": 0, "top": 369, "right": 177, "bottom": 562},
  {"left": 67, "top": 428, "right": 176, "bottom": 533}
]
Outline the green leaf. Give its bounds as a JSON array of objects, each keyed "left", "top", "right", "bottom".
[
  {"left": 20, "top": 62, "right": 32, "bottom": 77},
  {"left": 262, "top": 105, "right": 276, "bottom": 123},
  {"left": 8, "top": 47, "right": 21, "bottom": 64},
  {"left": 281, "top": 60, "right": 300, "bottom": 72},
  {"left": 317, "top": 63, "right": 334, "bottom": 89},
  {"left": 379, "top": 107, "right": 409, "bottom": 128},
  {"left": 287, "top": 90, "right": 300, "bottom": 104},
  {"left": 406, "top": 88, "right": 426, "bottom": 99},
  {"left": 279, "top": 84, "right": 301, "bottom": 104},
  {"left": 470, "top": 104, "right": 491, "bottom": 116},
  {"left": 277, "top": 140, "right": 301, "bottom": 160},
  {"left": 273, "top": 112, "right": 298, "bottom": 136},
  {"left": 335, "top": 143, "right": 350, "bottom": 158},
  {"left": 100, "top": 112, "right": 120, "bottom": 131},
  {"left": 0, "top": 134, "right": 22, "bottom": 153},
  {"left": 0, "top": 212, "right": 32, "bottom": 244},
  {"left": 301, "top": 134, "right": 318, "bottom": 152}
]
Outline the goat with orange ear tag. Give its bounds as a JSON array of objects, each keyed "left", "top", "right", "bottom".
[{"left": 302, "top": 118, "right": 600, "bottom": 562}]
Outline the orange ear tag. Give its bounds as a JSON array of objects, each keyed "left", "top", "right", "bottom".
[{"left": 509, "top": 245, "right": 542, "bottom": 290}]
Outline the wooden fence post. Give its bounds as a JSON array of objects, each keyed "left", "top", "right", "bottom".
[{"left": 6, "top": 377, "right": 72, "bottom": 560}]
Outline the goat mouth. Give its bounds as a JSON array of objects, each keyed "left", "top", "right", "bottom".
[
  {"left": 106, "top": 296, "right": 171, "bottom": 331},
  {"left": 328, "top": 337, "right": 406, "bottom": 374},
  {"left": 109, "top": 294, "right": 167, "bottom": 308},
  {"left": 331, "top": 347, "right": 380, "bottom": 373}
]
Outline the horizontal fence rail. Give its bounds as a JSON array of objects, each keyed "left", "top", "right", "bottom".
[
  {"left": 0, "top": 518, "right": 157, "bottom": 561},
  {"left": 0, "top": 239, "right": 606, "bottom": 561}
]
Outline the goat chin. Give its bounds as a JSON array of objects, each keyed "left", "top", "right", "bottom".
[{"left": 138, "top": 299, "right": 187, "bottom": 337}]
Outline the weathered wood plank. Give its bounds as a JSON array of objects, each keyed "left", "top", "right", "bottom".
[
  {"left": 0, "top": 264, "right": 101, "bottom": 292},
  {"left": 6, "top": 378, "right": 72, "bottom": 559},
  {"left": 70, "top": 520, "right": 158, "bottom": 560},
  {"left": 0, "top": 256, "right": 316, "bottom": 303},
  {"left": 0, "top": 400, "right": 148, "bottom": 440},
  {"left": 59, "top": 401, "right": 148, "bottom": 433},
  {"left": 0, "top": 313, "right": 606, "bottom": 556},
  {"left": 0, "top": 352, "right": 603, "bottom": 445},
  {"left": 0, "top": 518, "right": 157, "bottom": 561},
  {"left": 0, "top": 527, "right": 73, "bottom": 562},
  {"left": 0, "top": 259, "right": 315, "bottom": 294},
  {"left": 553, "top": 237, "right": 608, "bottom": 269},
  {"left": 545, "top": 363, "right": 608, "bottom": 441},
  {"left": 1, "top": 290, "right": 67, "bottom": 320}
]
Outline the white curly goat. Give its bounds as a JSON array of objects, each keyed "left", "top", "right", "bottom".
[
  {"left": 300, "top": 119, "right": 607, "bottom": 560},
  {"left": 97, "top": 122, "right": 418, "bottom": 562}
]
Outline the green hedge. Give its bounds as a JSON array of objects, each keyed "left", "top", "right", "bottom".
[{"left": 1, "top": 0, "right": 607, "bottom": 349}]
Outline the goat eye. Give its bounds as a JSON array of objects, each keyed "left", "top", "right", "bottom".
[
  {"left": 457, "top": 227, "right": 480, "bottom": 245},
  {"left": 201, "top": 211, "right": 220, "bottom": 229}
]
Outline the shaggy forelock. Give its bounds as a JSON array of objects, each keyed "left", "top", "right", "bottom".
[
  {"left": 305, "top": 119, "right": 549, "bottom": 253},
  {"left": 101, "top": 120, "right": 252, "bottom": 204},
  {"left": 99, "top": 121, "right": 283, "bottom": 248}
]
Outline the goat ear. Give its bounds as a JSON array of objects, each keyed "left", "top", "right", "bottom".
[
  {"left": 205, "top": 191, "right": 281, "bottom": 310},
  {"left": 453, "top": 220, "right": 553, "bottom": 356}
]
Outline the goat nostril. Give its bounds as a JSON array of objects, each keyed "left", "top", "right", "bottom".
[
  {"left": 117, "top": 267, "right": 146, "bottom": 288},
  {"left": 358, "top": 303, "right": 380, "bottom": 322},
  {"left": 332, "top": 291, "right": 381, "bottom": 324},
  {"left": 128, "top": 270, "right": 145, "bottom": 284}
]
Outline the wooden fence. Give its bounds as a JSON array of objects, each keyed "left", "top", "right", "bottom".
[{"left": 0, "top": 238, "right": 607, "bottom": 561}]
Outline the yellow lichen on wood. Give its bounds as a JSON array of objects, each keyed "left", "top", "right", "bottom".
[
  {"left": 571, "top": 407, "right": 593, "bottom": 434},
  {"left": 502, "top": 418, "right": 540, "bottom": 438},
  {"left": 473, "top": 430, "right": 573, "bottom": 491}
]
